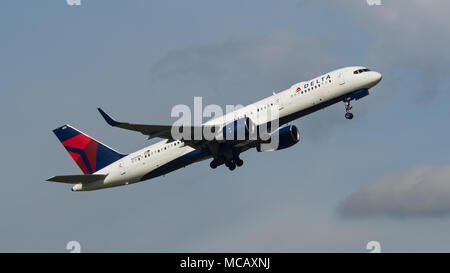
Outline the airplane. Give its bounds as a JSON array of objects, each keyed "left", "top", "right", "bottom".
[{"left": 47, "top": 66, "right": 382, "bottom": 191}]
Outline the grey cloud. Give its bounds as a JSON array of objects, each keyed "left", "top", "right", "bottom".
[
  {"left": 338, "top": 164, "right": 450, "bottom": 218},
  {"left": 337, "top": 0, "right": 450, "bottom": 100},
  {"left": 149, "top": 32, "right": 340, "bottom": 103},
  {"left": 147, "top": 32, "right": 357, "bottom": 140}
]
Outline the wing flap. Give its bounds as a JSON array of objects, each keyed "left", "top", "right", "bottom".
[{"left": 46, "top": 174, "right": 107, "bottom": 184}]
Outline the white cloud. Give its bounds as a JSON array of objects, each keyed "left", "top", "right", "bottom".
[
  {"left": 338, "top": 164, "right": 450, "bottom": 218},
  {"left": 367, "top": 1, "right": 450, "bottom": 66}
]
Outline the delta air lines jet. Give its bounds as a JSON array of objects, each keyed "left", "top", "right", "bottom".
[{"left": 47, "top": 66, "right": 382, "bottom": 191}]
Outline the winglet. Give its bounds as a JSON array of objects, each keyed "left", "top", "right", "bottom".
[{"left": 98, "top": 108, "right": 120, "bottom": 126}]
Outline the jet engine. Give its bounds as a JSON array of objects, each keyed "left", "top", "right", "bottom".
[{"left": 256, "top": 125, "right": 300, "bottom": 152}]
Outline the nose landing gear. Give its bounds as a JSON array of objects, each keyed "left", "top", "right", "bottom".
[{"left": 344, "top": 99, "right": 354, "bottom": 120}]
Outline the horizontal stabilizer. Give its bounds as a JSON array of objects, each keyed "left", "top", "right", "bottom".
[{"left": 46, "top": 174, "right": 107, "bottom": 184}]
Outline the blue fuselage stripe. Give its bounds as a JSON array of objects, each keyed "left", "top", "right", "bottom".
[{"left": 140, "top": 150, "right": 209, "bottom": 181}]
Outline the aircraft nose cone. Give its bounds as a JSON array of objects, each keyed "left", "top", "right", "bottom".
[{"left": 373, "top": 72, "right": 382, "bottom": 85}]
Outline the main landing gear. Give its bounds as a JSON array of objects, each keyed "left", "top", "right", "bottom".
[
  {"left": 225, "top": 160, "right": 236, "bottom": 171},
  {"left": 209, "top": 154, "right": 243, "bottom": 171},
  {"left": 344, "top": 99, "right": 354, "bottom": 120},
  {"left": 225, "top": 157, "right": 243, "bottom": 171}
]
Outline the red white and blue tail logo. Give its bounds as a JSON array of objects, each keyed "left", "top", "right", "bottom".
[{"left": 53, "top": 125, "right": 125, "bottom": 174}]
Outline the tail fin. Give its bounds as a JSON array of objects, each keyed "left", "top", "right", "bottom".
[{"left": 52, "top": 125, "right": 126, "bottom": 174}]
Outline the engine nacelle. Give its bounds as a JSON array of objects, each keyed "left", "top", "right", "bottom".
[{"left": 256, "top": 125, "right": 300, "bottom": 152}]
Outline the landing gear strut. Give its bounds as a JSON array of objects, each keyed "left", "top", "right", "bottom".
[{"left": 344, "top": 99, "right": 354, "bottom": 120}]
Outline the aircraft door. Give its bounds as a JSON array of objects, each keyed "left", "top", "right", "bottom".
[
  {"left": 278, "top": 92, "right": 290, "bottom": 114},
  {"left": 338, "top": 71, "right": 345, "bottom": 85},
  {"left": 118, "top": 160, "right": 126, "bottom": 175}
]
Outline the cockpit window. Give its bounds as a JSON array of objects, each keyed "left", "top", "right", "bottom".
[{"left": 354, "top": 68, "right": 371, "bottom": 74}]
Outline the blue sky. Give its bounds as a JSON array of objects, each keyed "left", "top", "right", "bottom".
[{"left": 1, "top": 0, "right": 450, "bottom": 252}]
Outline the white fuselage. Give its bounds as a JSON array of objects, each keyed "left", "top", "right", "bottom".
[{"left": 73, "top": 66, "right": 382, "bottom": 191}]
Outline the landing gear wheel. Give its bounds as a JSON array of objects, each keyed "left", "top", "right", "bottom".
[
  {"left": 344, "top": 99, "right": 353, "bottom": 120},
  {"left": 210, "top": 160, "right": 218, "bottom": 169},
  {"left": 225, "top": 160, "right": 231, "bottom": 168},
  {"left": 225, "top": 160, "right": 236, "bottom": 171},
  {"left": 235, "top": 159, "right": 244, "bottom": 167}
]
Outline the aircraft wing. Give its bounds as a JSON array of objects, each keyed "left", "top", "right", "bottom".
[
  {"left": 46, "top": 174, "right": 107, "bottom": 184},
  {"left": 98, "top": 108, "right": 208, "bottom": 141},
  {"left": 97, "top": 108, "right": 260, "bottom": 153}
]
